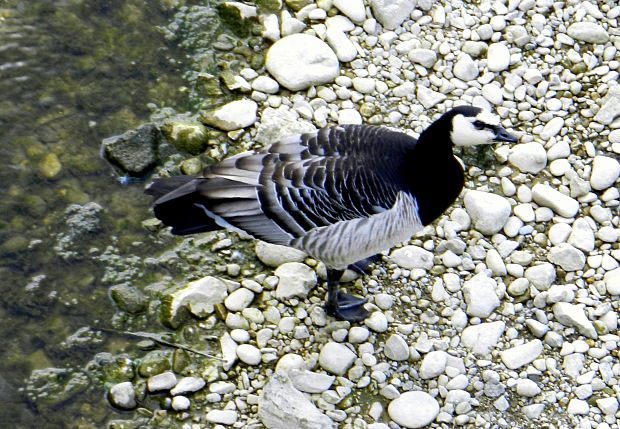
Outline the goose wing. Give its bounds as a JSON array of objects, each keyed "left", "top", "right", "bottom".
[{"left": 196, "top": 125, "right": 416, "bottom": 242}]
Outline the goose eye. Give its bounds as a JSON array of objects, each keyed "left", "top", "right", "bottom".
[{"left": 473, "top": 120, "right": 485, "bottom": 130}]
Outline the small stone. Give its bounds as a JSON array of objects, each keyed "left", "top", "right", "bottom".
[
  {"left": 388, "top": 391, "right": 440, "bottom": 428},
  {"left": 319, "top": 342, "right": 356, "bottom": 376},
  {"left": 274, "top": 262, "right": 317, "bottom": 299},
  {"left": 531, "top": 184, "right": 579, "bottom": 218},
  {"left": 237, "top": 344, "right": 262, "bottom": 365},
  {"left": 516, "top": 379, "right": 541, "bottom": 397},
  {"left": 595, "top": 87, "right": 620, "bottom": 125},
  {"left": 170, "top": 377, "right": 206, "bottom": 396},
  {"left": 224, "top": 288, "right": 255, "bottom": 312},
  {"left": 419, "top": 351, "right": 448, "bottom": 379},
  {"left": 523, "top": 404, "right": 545, "bottom": 419},
  {"left": 604, "top": 268, "right": 620, "bottom": 295},
  {"left": 200, "top": 99, "right": 258, "bottom": 131},
  {"left": 265, "top": 34, "right": 339, "bottom": 91},
  {"left": 548, "top": 243, "right": 586, "bottom": 272},
  {"left": 349, "top": 326, "right": 370, "bottom": 343},
  {"left": 258, "top": 373, "right": 335, "bottom": 428},
  {"left": 289, "top": 369, "right": 335, "bottom": 393},
  {"left": 539, "top": 117, "right": 564, "bottom": 140},
  {"left": 390, "top": 245, "right": 434, "bottom": 270},
  {"left": 338, "top": 108, "right": 363, "bottom": 124},
  {"left": 553, "top": 302, "right": 597, "bottom": 339},
  {"left": 487, "top": 43, "right": 510, "bottom": 72},
  {"left": 171, "top": 395, "right": 191, "bottom": 411},
  {"left": 567, "top": 22, "right": 609, "bottom": 44},
  {"left": 326, "top": 28, "right": 357, "bottom": 63},
  {"left": 462, "top": 272, "right": 500, "bottom": 318},
  {"left": 464, "top": 190, "right": 511, "bottom": 234},
  {"left": 352, "top": 77, "right": 376, "bottom": 94},
  {"left": 109, "top": 382, "right": 136, "bottom": 410},
  {"left": 508, "top": 143, "right": 547, "bottom": 173},
  {"left": 384, "top": 334, "right": 409, "bottom": 361},
  {"left": 500, "top": 340, "right": 543, "bottom": 369},
  {"left": 370, "top": 0, "right": 416, "bottom": 30},
  {"left": 147, "top": 371, "right": 177, "bottom": 392},
  {"left": 596, "top": 397, "right": 619, "bottom": 415},
  {"left": 461, "top": 321, "right": 505, "bottom": 355},
  {"left": 590, "top": 156, "right": 620, "bottom": 190},
  {"left": 524, "top": 262, "right": 556, "bottom": 290},
  {"left": 567, "top": 218, "right": 595, "bottom": 252},
  {"left": 206, "top": 409, "right": 239, "bottom": 425},
  {"left": 333, "top": 0, "right": 366, "bottom": 23},
  {"left": 252, "top": 76, "right": 280, "bottom": 94},
  {"left": 255, "top": 241, "right": 307, "bottom": 267},
  {"left": 408, "top": 49, "right": 438, "bottom": 68},
  {"left": 39, "top": 153, "right": 62, "bottom": 179},
  {"left": 365, "top": 311, "right": 388, "bottom": 332},
  {"left": 416, "top": 86, "right": 446, "bottom": 109},
  {"left": 453, "top": 54, "right": 479, "bottom": 81},
  {"left": 566, "top": 399, "right": 589, "bottom": 415}
]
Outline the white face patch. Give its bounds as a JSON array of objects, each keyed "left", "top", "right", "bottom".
[{"left": 451, "top": 114, "right": 496, "bottom": 147}]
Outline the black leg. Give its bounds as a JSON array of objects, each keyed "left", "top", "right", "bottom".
[{"left": 324, "top": 267, "right": 369, "bottom": 322}]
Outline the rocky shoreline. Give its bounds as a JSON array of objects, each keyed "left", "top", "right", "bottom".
[{"left": 96, "top": 0, "right": 620, "bottom": 428}]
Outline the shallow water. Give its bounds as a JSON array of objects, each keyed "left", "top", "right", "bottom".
[{"left": 0, "top": 1, "right": 189, "bottom": 426}]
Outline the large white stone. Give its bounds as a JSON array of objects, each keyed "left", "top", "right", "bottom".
[
  {"left": 370, "top": 0, "right": 416, "bottom": 30},
  {"left": 333, "top": 0, "right": 366, "bottom": 23},
  {"left": 274, "top": 262, "right": 317, "bottom": 299},
  {"left": 594, "top": 87, "right": 620, "bottom": 125},
  {"left": 567, "top": 218, "right": 595, "bottom": 252},
  {"left": 508, "top": 143, "right": 547, "bottom": 173},
  {"left": 255, "top": 241, "right": 307, "bottom": 267},
  {"left": 548, "top": 243, "right": 586, "bottom": 271},
  {"left": 258, "top": 373, "right": 335, "bottom": 429},
  {"left": 417, "top": 86, "right": 446, "bottom": 109},
  {"left": 266, "top": 34, "right": 339, "bottom": 91},
  {"left": 462, "top": 272, "right": 500, "bottom": 318},
  {"left": 408, "top": 49, "right": 438, "bottom": 68},
  {"left": 590, "top": 156, "right": 620, "bottom": 190},
  {"left": 319, "top": 342, "right": 356, "bottom": 376},
  {"left": 289, "top": 369, "right": 335, "bottom": 393},
  {"left": 531, "top": 184, "right": 579, "bottom": 218},
  {"left": 326, "top": 28, "right": 357, "bottom": 62},
  {"left": 464, "top": 190, "right": 511, "bottom": 234},
  {"left": 604, "top": 268, "right": 620, "bottom": 295},
  {"left": 389, "top": 245, "right": 434, "bottom": 270},
  {"left": 384, "top": 334, "right": 410, "bottom": 361},
  {"left": 453, "top": 54, "right": 479, "bottom": 81},
  {"left": 388, "top": 392, "right": 440, "bottom": 428},
  {"left": 524, "top": 263, "right": 556, "bottom": 290},
  {"left": 419, "top": 351, "right": 448, "bottom": 379},
  {"left": 539, "top": 117, "right": 564, "bottom": 140},
  {"left": 567, "top": 22, "right": 609, "bottom": 44},
  {"left": 487, "top": 43, "right": 510, "bottom": 71},
  {"left": 201, "top": 99, "right": 258, "bottom": 131},
  {"left": 461, "top": 321, "right": 506, "bottom": 355},
  {"left": 553, "top": 302, "right": 597, "bottom": 338},
  {"left": 500, "top": 340, "right": 543, "bottom": 369}
]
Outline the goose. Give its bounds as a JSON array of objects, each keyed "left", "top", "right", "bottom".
[{"left": 146, "top": 105, "right": 517, "bottom": 322}]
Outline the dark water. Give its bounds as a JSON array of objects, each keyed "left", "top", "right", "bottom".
[{"left": 0, "top": 1, "right": 189, "bottom": 426}]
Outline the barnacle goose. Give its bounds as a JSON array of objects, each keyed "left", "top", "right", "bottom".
[{"left": 146, "top": 106, "right": 517, "bottom": 322}]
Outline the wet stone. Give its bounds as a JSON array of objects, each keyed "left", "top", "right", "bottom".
[
  {"left": 110, "top": 283, "right": 147, "bottom": 314},
  {"left": 170, "top": 376, "right": 206, "bottom": 396},
  {"left": 109, "top": 381, "right": 137, "bottom": 410},
  {"left": 147, "top": 371, "right": 177, "bottom": 392},
  {"left": 101, "top": 123, "right": 162, "bottom": 175}
]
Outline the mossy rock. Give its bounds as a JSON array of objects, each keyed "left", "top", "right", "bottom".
[
  {"left": 110, "top": 283, "right": 148, "bottom": 314},
  {"left": 161, "top": 119, "right": 209, "bottom": 155},
  {"left": 218, "top": 2, "right": 258, "bottom": 38},
  {"left": 137, "top": 350, "right": 172, "bottom": 377}
]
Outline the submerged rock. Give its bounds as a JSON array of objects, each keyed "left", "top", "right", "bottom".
[
  {"left": 161, "top": 118, "right": 209, "bottom": 155},
  {"left": 258, "top": 373, "right": 335, "bottom": 429},
  {"left": 101, "top": 123, "right": 163, "bottom": 175},
  {"left": 25, "top": 368, "right": 90, "bottom": 410}
]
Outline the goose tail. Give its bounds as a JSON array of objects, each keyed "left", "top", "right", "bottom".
[{"left": 145, "top": 176, "right": 219, "bottom": 235}]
